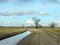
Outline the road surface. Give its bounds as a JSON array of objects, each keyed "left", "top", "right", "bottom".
[{"left": 17, "top": 29, "right": 59, "bottom": 45}]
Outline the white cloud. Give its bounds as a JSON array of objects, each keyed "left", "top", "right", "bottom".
[
  {"left": 39, "top": 11, "right": 48, "bottom": 15},
  {"left": 13, "top": 0, "right": 33, "bottom": 2},
  {"left": 55, "top": 20, "right": 60, "bottom": 23},
  {"left": 0, "top": 11, "right": 34, "bottom": 16},
  {"left": 42, "top": 0, "right": 48, "bottom": 3},
  {"left": 0, "top": 0, "right": 7, "bottom": 2},
  {"left": 54, "top": 20, "right": 60, "bottom": 27},
  {"left": 26, "top": 20, "right": 33, "bottom": 24},
  {"left": 22, "top": 11, "right": 33, "bottom": 15},
  {"left": 1, "top": 20, "right": 19, "bottom": 26},
  {"left": 42, "top": 0, "right": 59, "bottom": 3},
  {"left": 3, "top": 21, "right": 11, "bottom": 26},
  {"left": 0, "top": 11, "right": 49, "bottom": 16}
]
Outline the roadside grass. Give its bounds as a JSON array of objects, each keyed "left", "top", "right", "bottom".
[
  {"left": 39, "top": 28, "right": 60, "bottom": 40},
  {"left": 0, "top": 27, "right": 26, "bottom": 40},
  {"left": 39, "top": 28, "right": 52, "bottom": 31},
  {"left": 39, "top": 28, "right": 60, "bottom": 33},
  {"left": 0, "top": 27, "right": 60, "bottom": 40},
  {"left": 54, "top": 28, "right": 60, "bottom": 33}
]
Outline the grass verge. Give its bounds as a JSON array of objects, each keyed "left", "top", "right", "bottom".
[{"left": 0, "top": 27, "right": 26, "bottom": 40}]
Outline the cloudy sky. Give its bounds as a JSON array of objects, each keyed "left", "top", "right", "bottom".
[{"left": 0, "top": 0, "right": 60, "bottom": 27}]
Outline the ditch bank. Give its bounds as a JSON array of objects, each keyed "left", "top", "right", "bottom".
[{"left": 0, "top": 31, "right": 26, "bottom": 40}]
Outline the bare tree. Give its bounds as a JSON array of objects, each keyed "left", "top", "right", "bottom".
[
  {"left": 32, "top": 17, "right": 40, "bottom": 28},
  {"left": 49, "top": 23, "right": 56, "bottom": 31}
]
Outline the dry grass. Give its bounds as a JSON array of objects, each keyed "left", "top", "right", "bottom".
[
  {"left": 0, "top": 27, "right": 26, "bottom": 40},
  {"left": 39, "top": 28, "right": 60, "bottom": 33}
]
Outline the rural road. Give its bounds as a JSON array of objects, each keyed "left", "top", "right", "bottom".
[{"left": 17, "top": 29, "right": 58, "bottom": 45}]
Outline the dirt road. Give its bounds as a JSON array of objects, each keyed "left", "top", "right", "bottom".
[{"left": 17, "top": 29, "right": 59, "bottom": 45}]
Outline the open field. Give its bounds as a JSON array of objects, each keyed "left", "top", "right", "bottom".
[
  {"left": 0, "top": 27, "right": 26, "bottom": 40},
  {"left": 0, "top": 27, "right": 60, "bottom": 40},
  {"left": 39, "top": 28, "right": 60, "bottom": 33}
]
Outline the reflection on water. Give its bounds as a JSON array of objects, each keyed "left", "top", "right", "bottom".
[{"left": 0, "top": 31, "right": 31, "bottom": 45}]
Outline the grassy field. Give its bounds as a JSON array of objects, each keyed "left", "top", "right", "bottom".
[
  {"left": 0, "top": 27, "right": 26, "bottom": 40},
  {"left": 39, "top": 28, "right": 60, "bottom": 33},
  {"left": 0, "top": 27, "right": 60, "bottom": 40},
  {"left": 39, "top": 28, "right": 60, "bottom": 39}
]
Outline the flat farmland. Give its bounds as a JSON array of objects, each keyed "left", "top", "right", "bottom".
[
  {"left": 39, "top": 28, "right": 60, "bottom": 33},
  {"left": 0, "top": 27, "right": 26, "bottom": 40}
]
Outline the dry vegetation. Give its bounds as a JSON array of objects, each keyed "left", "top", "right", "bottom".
[
  {"left": 0, "top": 27, "right": 60, "bottom": 40},
  {"left": 0, "top": 27, "right": 26, "bottom": 40},
  {"left": 39, "top": 28, "right": 60, "bottom": 33}
]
